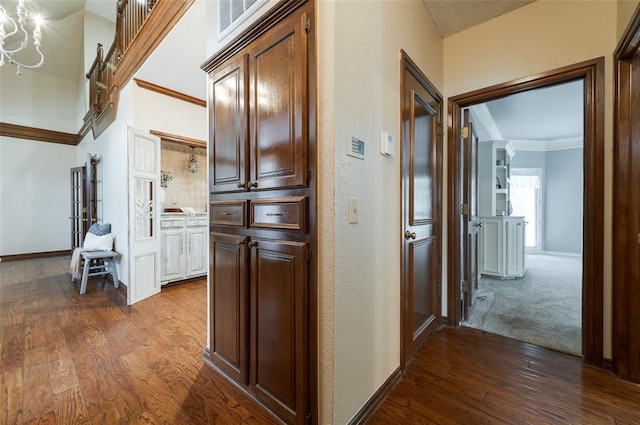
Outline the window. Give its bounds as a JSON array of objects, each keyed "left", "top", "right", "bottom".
[{"left": 511, "top": 169, "right": 542, "bottom": 252}]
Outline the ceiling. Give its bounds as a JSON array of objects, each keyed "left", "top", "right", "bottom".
[{"left": 423, "top": 0, "right": 535, "bottom": 37}]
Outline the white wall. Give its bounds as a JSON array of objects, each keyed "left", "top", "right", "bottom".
[
  {"left": 318, "top": 1, "right": 443, "bottom": 423},
  {"left": 444, "top": 0, "right": 618, "bottom": 358},
  {"left": 0, "top": 138, "right": 76, "bottom": 256},
  {"left": 0, "top": 66, "right": 79, "bottom": 133},
  {"left": 0, "top": 63, "right": 81, "bottom": 257},
  {"left": 76, "top": 83, "right": 135, "bottom": 285}
]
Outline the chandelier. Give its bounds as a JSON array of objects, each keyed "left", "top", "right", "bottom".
[
  {"left": 187, "top": 147, "right": 199, "bottom": 173},
  {"left": 0, "top": 0, "right": 44, "bottom": 76}
]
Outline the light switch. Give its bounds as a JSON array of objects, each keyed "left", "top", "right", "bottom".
[{"left": 348, "top": 197, "right": 359, "bottom": 224}]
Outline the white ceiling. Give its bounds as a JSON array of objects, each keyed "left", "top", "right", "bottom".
[
  {"left": 471, "top": 80, "right": 584, "bottom": 149},
  {"left": 423, "top": 0, "right": 535, "bottom": 37}
]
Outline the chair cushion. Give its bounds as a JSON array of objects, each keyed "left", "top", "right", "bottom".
[
  {"left": 83, "top": 232, "right": 113, "bottom": 251},
  {"left": 88, "top": 222, "right": 111, "bottom": 236}
]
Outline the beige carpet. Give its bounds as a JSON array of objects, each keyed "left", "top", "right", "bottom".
[{"left": 463, "top": 253, "right": 582, "bottom": 356}]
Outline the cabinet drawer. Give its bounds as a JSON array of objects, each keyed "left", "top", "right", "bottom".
[
  {"left": 211, "top": 201, "right": 246, "bottom": 227},
  {"left": 250, "top": 197, "right": 307, "bottom": 231},
  {"left": 160, "top": 217, "right": 185, "bottom": 229},
  {"left": 186, "top": 216, "right": 208, "bottom": 227}
]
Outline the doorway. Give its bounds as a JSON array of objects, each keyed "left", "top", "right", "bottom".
[{"left": 447, "top": 58, "right": 605, "bottom": 366}]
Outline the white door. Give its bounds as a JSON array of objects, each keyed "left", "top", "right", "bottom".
[{"left": 127, "top": 128, "right": 161, "bottom": 305}]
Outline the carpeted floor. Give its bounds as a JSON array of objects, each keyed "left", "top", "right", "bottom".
[{"left": 463, "top": 253, "right": 582, "bottom": 356}]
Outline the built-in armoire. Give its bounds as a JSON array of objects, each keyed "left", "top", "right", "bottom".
[{"left": 201, "top": 1, "right": 317, "bottom": 424}]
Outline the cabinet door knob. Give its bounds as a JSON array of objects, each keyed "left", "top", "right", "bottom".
[
  {"left": 248, "top": 240, "right": 259, "bottom": 248},
  {"left": 237, "top": 238, "right": 247, "bottom": 246},
  {"left": 248, "top": 181, "right": 258, "bottom": 189},
  {"left": 237, "top": 182, "right": 247, "bottom": 189}
]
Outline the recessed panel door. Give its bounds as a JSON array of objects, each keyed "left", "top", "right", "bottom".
[
  {"left": 401, "top": 53, "right": 442, "bottom": 367},
  {"left": 248, "top": 10, "right": 308, "bottom": 191},
  {"left": 210, "top": 54, "right": 248, "bottom": 193},
  {"left": 250, "top": 239, "right": 308, "bottom": 425}
]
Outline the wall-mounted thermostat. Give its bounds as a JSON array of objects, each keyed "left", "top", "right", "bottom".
[
  {"left": 380, "top": 131, "right": 394, "bottom": 157},
  {"left": 347, "top": 133, "right": 365, "bottom": 160}
]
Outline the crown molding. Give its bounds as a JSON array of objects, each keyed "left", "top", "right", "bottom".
[
  {"left": 510, "top": 136, "right": 583, "bottom": 152},
  {"left": 150, "top": 130, "right": 206, "bottom": 149},
  {"left": 0, "top": 122, "right": 78, "bottom": 146},
  {"left": 134, "top": 78, "right": 206, "bottom": 108}
]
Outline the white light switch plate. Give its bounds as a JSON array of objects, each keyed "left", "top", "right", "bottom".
[{"left": 348, "top": 197, "right": 359, "bottom": 224}]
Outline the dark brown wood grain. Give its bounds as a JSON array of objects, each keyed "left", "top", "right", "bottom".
[
  {"left": 0, "top": 122, "right": 78, "bottom": 146},
  {"left": 367, "top": 327, "right": 640, "bottom": 425},
  {"left": 0, "top": 256, "right": 280, "bottom": 424},
  {"left": 136, "top": 79, "right": 206, "bottom": 108},
  {"left": 613, "top": 4, "right": 640, "bottom": 384}
]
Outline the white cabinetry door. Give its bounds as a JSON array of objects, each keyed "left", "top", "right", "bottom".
[
  {"left": 186, "top": 226, "right": 208, "bottom": 277},
  {"left": 161, "top": 229, "right": 185, "bottom": 281},
  {"left": 505, "top": 219, "right": 525, "bottom": 277},
  {"left": 481, "top": 218, "right": 502, "bottom": 275}
]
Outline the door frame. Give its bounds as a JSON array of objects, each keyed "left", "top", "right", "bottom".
[
  {"left": 400, "top": 50, "right": 443, "bottom": 369},
  {"left": 613, "top": 4, "right": 640, "bottom": 383},
  {"left": 447, "top": 58, "right": 605, "bottom": 366}
]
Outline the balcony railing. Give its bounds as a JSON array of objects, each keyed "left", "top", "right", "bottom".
[{"left": 81, "top": 0, "right": 193, "bottom": 140}]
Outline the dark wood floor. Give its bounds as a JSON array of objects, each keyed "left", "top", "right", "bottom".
[
  {"left": 368, "top": 328, "right": 640, "bottom": 424},
  {"left": 3, "top": 257, "right": 640, "bottom": 425},
  {"left": 0, "top": 256, "right": 279, "bottom": 424}
]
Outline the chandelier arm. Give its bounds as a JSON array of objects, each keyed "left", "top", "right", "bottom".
[{"left": 0, "top": 6, "right": 20, "bottom": 40}]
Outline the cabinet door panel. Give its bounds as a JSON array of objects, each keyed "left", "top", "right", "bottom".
[
  {"left": 186, "top": 227, "right": 208, "bottom": 276},
  {"left": 250, "top": 239, "right": 307, "bottom": 424},
  {"left": 210, "top": 55, "right": 249, "bottom": 193},
  {"left": 249, "top": 11, "right": 307, "bottom": 191},
  {"left": 211, "top": 233, "right": 248, "bottom": 384},
  {"left": 161, "top": 230, "right": 184, "bottom": 281}
]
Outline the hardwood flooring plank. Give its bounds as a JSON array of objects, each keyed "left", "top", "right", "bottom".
[
  {"left": 22, "top": 364, "right": 54, "bottom": 422},
  {"left": 0, "top": 366, "right": 24, "bottom": 425},
  {"left": 52, "top": 385, "right": 91, "bottom": 425}
]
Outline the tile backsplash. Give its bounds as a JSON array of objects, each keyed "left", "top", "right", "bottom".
[{"left": 161, "top": 142, "right": 207, "bottom": 212}]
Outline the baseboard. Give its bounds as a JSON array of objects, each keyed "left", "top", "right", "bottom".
[
  {"left": 0, "top": 250, "right": 70, "bottom": 261},
  {"left": 348, "top": 366, "right": 402, "bottom": 425}
]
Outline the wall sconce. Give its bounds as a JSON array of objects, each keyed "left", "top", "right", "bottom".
[{"left": 187, "top": 147, "right": 199, "bottom": 173}]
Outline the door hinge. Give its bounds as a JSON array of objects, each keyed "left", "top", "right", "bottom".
[
  {"left": 304, "top": 15, "right": 311, "bottom": 33},
  {"left": 437, "top": 121, "right": 443, "bottom": 136},
  {"left": 461, "top": 203, "right": 469, "bottom": 215},
  {"left": 461, "top": 280, "right": 469, "bottom": 293},
  {"left": 461, "top": 126, "right": 469, "bottom": 139},
  {"left": 306, "top": 169, "right": 311, "bottom": 183},
  {"left": 306, "top": 247, "right": 311, "bottom": 262},
  {"left": 305, "top": 413, "right": 312, "bottom": 425}
]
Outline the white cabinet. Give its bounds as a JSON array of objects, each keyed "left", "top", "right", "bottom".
[
  {"left": 161, "top": 214, "right": 208, "bottom": 284},
  {"left": 480, "top": 216, "right": 526, "bottom": 278},
  {"left": 479, "top": 141, "right": 515, "bottom": 217}
]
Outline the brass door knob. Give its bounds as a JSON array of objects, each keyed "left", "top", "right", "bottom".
[{"left": 404, "top": 231, "right": 417, "bottom": 240}]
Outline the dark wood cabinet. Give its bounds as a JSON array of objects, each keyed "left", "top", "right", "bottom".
[
  {"left": 204, "top": 2, "right": 316, "bottom": 424},
  {"left": 210, "top": 7, "right": 308, "bottom": 194}
]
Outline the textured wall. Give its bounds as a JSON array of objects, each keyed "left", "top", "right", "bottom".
[
  {"left": 319, "top": 0, "right": 444, "bottom": 423},
  {"left": 160, "top": 143, "right": 207, "bottom": 212}
]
